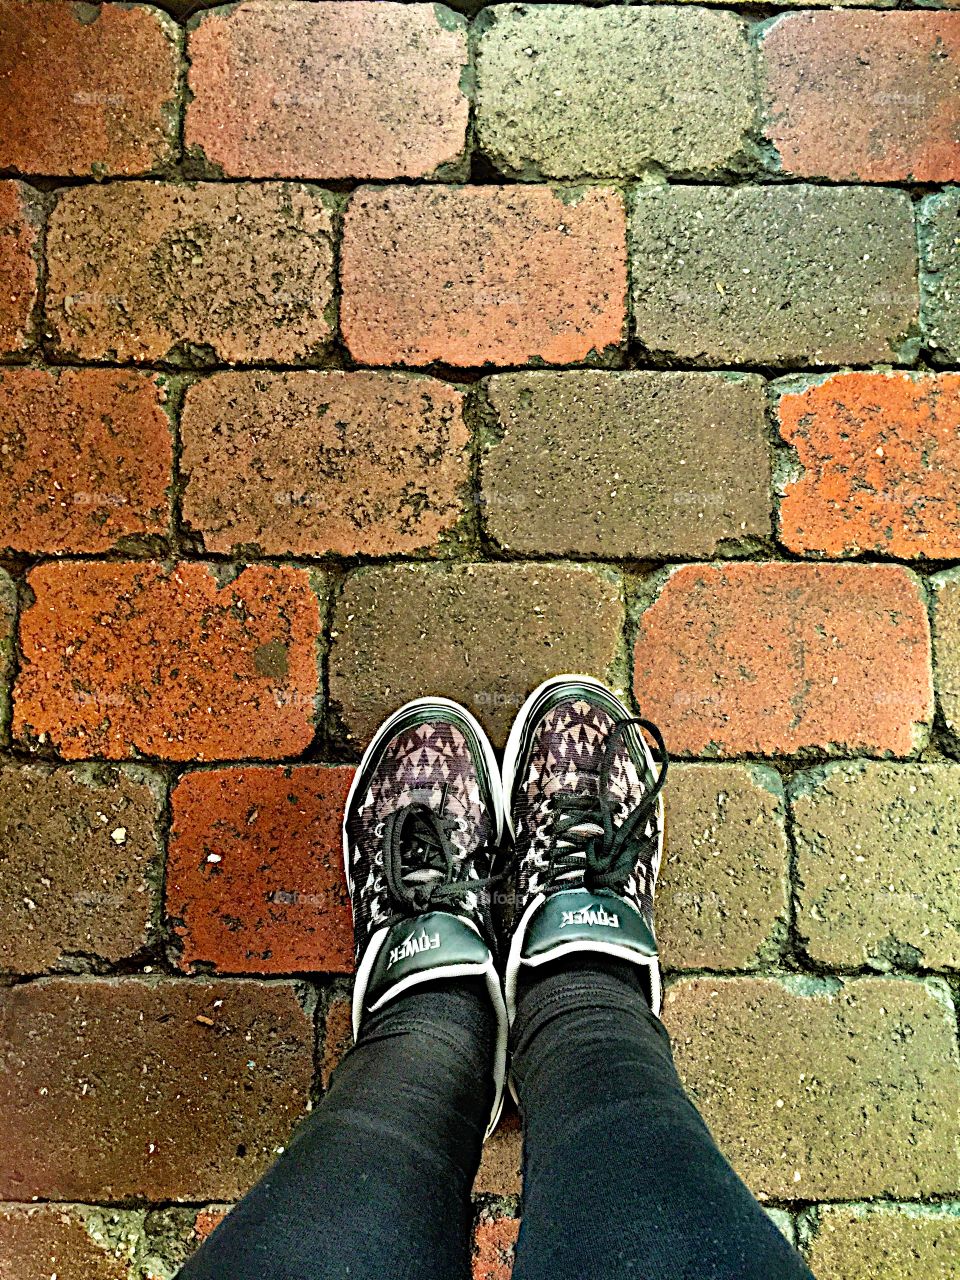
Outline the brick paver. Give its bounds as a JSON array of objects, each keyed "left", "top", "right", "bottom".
[
  {"left": 473, "top": 1218, "right": 520, "bottom": 1280},
  {"left": 0, "top": 180, "right": 39, "bottom": 354},
  {"left": 0, "top": 568, "right": 15, "bottom": 745},
  {"left": 0, "top": 763, "right": 164, "bottom": 974},
  {"left": 763, "top": 12, "right": 960, "bottom": 182},
  {"left": 931, "top": 569, "right": 960, "bottom": 753},
  {"left": 657, "top": 764, "right": 790, "bottom": 970},
  {"left": 0, "top": 1205, "right": 131, "bottom": 1280},
  {"left": 631, "top": 185, "right": 918, "bottom": 366},
  {"left": 633, "top": 562, "right": 932, "bottom": 758},
  {"left": 14, "top": 561, "right": 321, "bottom": 761},
  {"left": 664, "top": 976, "right": 960, "bottom": 1198},
  {"left": 341, "top": 185, "right": 626, "bottom": 367},
  {"left": 776, "top": 371, "right": 960, "bottom": 559},
  {"left": 46, "top": 182, "right": 336, "bottom": 364},
  {"left": 0, "top": 977, "right": 313, "bottom": 1200},
  {"left": 476, "top": 6, "right": 755, "bottom": 178},
  {"left": 181, "top": 371, "right": 470, "bottom": 556},
  {"left": 805, "top": 1205, "right": 960, "bottom": 1279},
  {"left": 920, "top": 189, "right": 960, "bottom": 364},
  {"left": 792, "top": 763, "right": 960, "bottom": 971},
  {"left": 168, "top": 765, "right": 354, "bottom": 973},
  {"left": 187, "top": 1, "right": 469, "bottom": 179},
  {"left": 482, "top": 372, "right": 770, "bottom": 558},
  {"left": 329, "top": 562, "right": 624, "bottom": 745},
  {"left": 0, "top": 367, "right": 173, "bottom": 555},
  {"left": 0, "top": 0, "right": 179, "bottom": 177}
]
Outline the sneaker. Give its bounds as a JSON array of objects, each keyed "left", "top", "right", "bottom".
[
  {"left": 342, "top": 696, "right": 508, "bottom": 1134},
  {"left": 501, "top": 675, "right": 668, "bottom": 1022}
]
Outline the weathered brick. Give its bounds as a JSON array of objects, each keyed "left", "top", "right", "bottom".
[
  {"left": 475, "top": 1106, "right": 522, "bottom": 1196},
  {"left": 0, "top": 367, "right": 173, "bottom": 555},
  {"left": 473, "top": 1218, "right": 519, "bottom": 1280},
  {"left": 0, "top": 180, "right": 39, "bottom": 354},
  {"left": 14, "top": 561, "right": 321, "bottom": 761},
  {"left": 930, "top": 569, "right": 960, "bottom": 753},
  {"left": 187, "top": 1, "right": 468, "bottom": 179},
  {"left": 46, "top": 182, "right": 335, "bottom": 364},
  {"left": 0, "top": 763, "right": 164, "bottom": 974},
  {"left": 763, "top": 13, "right": 960, "bottom": 182},
  {"left": 0, "top": 1, "right": 178, "bottom": 177},
  {"left": 330, "top": 562, "right": 624, "bottom": 747},
  {"left": 0, "top": 977, "right": 313, "bottom": 1200},
  {"left": 631, "top": 185, "right": 918, "bottom": 367},
  {"left": 657, "top": 764, "right": 789, "bottom": 970},
  {"left": 805, "top": 1204, "right": 960, "bottom": 1280},
  {"left": 664, "top": 976, "right": 960, "bottom": 1199},
  {"left": 482, "top": 371, "right": 770, "bottom": 558},
  {"left": 792, "top": 763, "right": 960, "bottom": 972},
  {"left": 320, "top": 995, "right": 353, "bottom": 1088},
  {"left": 341, "top": 185, "right": 626, "bottom": 367},
  {"left": 776, "top": 371, "right": 960, "bottom": 560},
  {"left": 0, "top": 1205, "right": 133, "bottom": 1280},
  {"left": 920, "top": 189, "right": 960, "bottom": 364},
  {"left": 181, "top": 372, "right": 470, "bottom": 557},
  {"left": 632, "top": 563, "right": 932, "bottom": 758},
  {"left": 168, "top": 765, "right": 354, "bottom": 974},
  {"left": 0, "top": 568, "right": 14, "bottom": 744},
  {"left": 477, "top": 6, "right": 754, "bottom": 179}
]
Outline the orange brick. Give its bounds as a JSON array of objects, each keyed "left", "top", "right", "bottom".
[
  {"left": 0, "top": 977, "right": 313, "bottom": 1200},
  {"left": 187, "top": 1, "right": 468, "bottom": 179},
  {"left": 0, "top": 1205, "right": 130, "bottom": 1280},
  {"left": 633, "top": 563, "right": 932, "bottom": 758},
  {"left": 0, "top": 367, "right": 172, "bottom": 554},
  {"left": 181, "top": 371, "right": 470, "bottom": 556},
  {"left": 0, "top": 180, "right": 39, "bottom": 354},
  {"left": 0, "top": 0, "right": 179, "bottom": 176},
  {"left": 341, "top": 185, "right": 626, "bottom": 367},
  {"left": 764, "top": 12, "right": 960, "bottom": 181},
  {"left": 14, "top": 561, "right": 321, "bottom": 761},
  {"left": 168, "top": 765, "right": 355, "bottom": 974},
  {"left": 473, "top": 1218, "right": 519, "bottom": 1280},
  {"left": 777, "top": 372, "right": 960, "bottom": 559}
]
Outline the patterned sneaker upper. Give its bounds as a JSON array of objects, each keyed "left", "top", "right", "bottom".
[
  {"left": 344, "top": 712, "right": 501, "bottom": 964},
  {"left": 509, "top": 684, "right": 668, "bottom": 932}
]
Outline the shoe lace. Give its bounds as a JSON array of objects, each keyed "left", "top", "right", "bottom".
[
  {"left": 545, "top": 718, "right": 669, "bottom": 893},
  {"left": 382, "top": 783, "right": 503, "bottom": 916}
]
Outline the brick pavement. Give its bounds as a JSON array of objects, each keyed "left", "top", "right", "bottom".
[{"left": 1, "top": 3, "right": 959, "bottom": 1277}]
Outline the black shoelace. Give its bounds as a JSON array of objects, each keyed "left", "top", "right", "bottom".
[
  {"left": 544, "top": 718, "right": 669, "bottom": 894},
  {"left": 382, "top": 784, "right": 503, "bottom": 916}
]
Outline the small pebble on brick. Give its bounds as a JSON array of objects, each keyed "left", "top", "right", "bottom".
[
  {"left": 45, "top": 182, "right": 336, "bottom": 364},
  {"left": 341, "top": 185, "right": 626, "bottom": 367},
  {"left": 187, "top": 1, "right": 469, "bottom": 179},
  {"left": 168, "top": 765, "right": 355, "bottom": 974},
  {"left": 13, "top": 561, "right": 321, "bottom": 761},
  {"left": 633, "top": 562, "right": 932, "bottom": 758},
  {"left": 181, "top": 371, "right": 471, "bottom": 557},
  {"left": 0, "top": 0, "right": 179, "bottom": 177}
]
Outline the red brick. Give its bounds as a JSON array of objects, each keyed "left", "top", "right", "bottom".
[
  {"left": 777, "top": 372, "right": 960, "bottom": 559},
  {"left": 473, "top": 1218, "right": 519, "bottom": 1280},
  {"left": 320, "top": 995, "right": 354, "bottom": 1088},
  {"left": 192, "top": 1208, "right": 229, "bottom": 1244},
  {"left": 763, "top": 12, "right": 960, "bottom": 181},
  {"left": 181, "top": 371, "right": 470, "bottom": 556},
  {"left": 0, "top": 977, "right": 313, "bottom": 1200},
  {"left": 632, "top": 563, "right": 932, "bottom": 758},
  {"left": 168, "top": 765, "right": 354, "bottom": 974},
  {"left": 341, "top": 185, "right": 626, "bottom": 367},
  {"left": 14, "top": 561, "right": 321, "bottom": 761},
  {"left": 0, "top": 1205, "right": 131, "bottom": 1280},
  {"left": 186, "top": 1, "right": 468, "bottom": 179},
  {"left": 0, "top": 180, "right": 39, "bottom": 354},
  {"left": 0, "top": 1, "right": 179, "bottom": 177},
  {"left": 0, "top": 763, "right": 164, "bottom": 974},
  {"left": 45, "top": 182, "right": 335, "bottom": 364},
  {"left": 0, "top": 367, "right": 172, "bottom": 554}
]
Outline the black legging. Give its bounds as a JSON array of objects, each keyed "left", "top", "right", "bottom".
[{"left": 180, "top": 960, "right": 814, "bottom": 1280}]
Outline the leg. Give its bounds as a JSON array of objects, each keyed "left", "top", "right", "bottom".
[
  {"left": 510, "top": 958, "right": 814, "bottom": 1280},
  {"left": 180, "top": 979, "right": 493, "bottom": 1280}
]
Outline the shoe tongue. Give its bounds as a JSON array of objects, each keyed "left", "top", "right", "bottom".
[
  {"left": 523, "top": 889, "right": 657, "bottom": 961},
  {"left": 365, "top": 911, "right": 492, "bottom": 1013}
]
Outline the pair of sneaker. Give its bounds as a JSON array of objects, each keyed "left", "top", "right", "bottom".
[{"left": 342, "top": 675, "right": 669, "bottom": 1135}]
